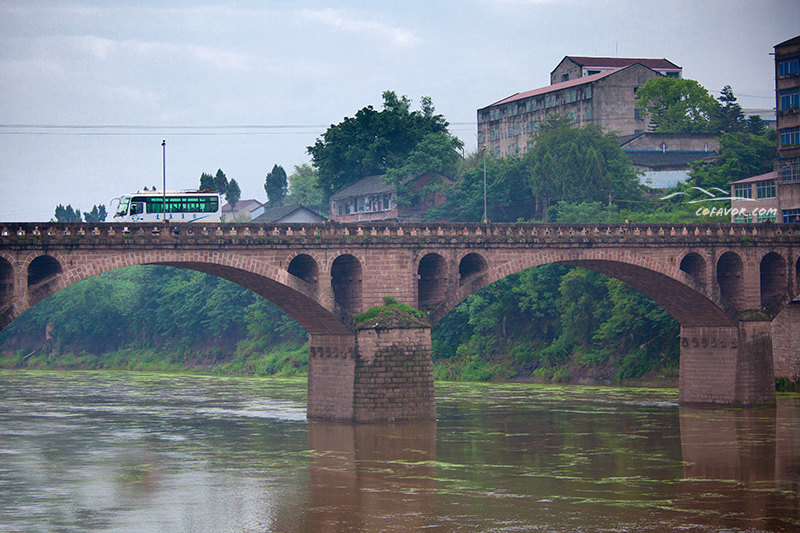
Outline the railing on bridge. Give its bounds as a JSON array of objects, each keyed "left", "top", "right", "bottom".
[{"left": 1, "top": 221, "right": 798, "bottom": 247}]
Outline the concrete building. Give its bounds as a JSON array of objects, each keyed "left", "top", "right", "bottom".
[
  {"left": 550, "top": 56, "right": 681, "bottom": 84},
  {"left": 477, "top": 63, "right": 665, "bottom": 158},
  {"left": 620, "top": 132, "right": 718, "bottom": 189},
  {"left": 775, "top": 35, "right": 800, "bottom": 211}
]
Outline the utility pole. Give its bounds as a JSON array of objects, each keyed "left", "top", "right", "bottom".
[{"left": 162, "top": 139, "right": 166, "bottom": 221}]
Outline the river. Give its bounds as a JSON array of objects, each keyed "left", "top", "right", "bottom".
[{"left": 1, "top": 370, "right": 798, "bottom": 532}]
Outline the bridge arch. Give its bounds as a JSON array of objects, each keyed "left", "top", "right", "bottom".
[
  {"left": 716, "top": 251, "right": 744, "bottom": 310},
  {"left": 679, "top": 251, "right": 707, "bottom": 284},
  {"left": 760, "top": 252, "right": 786, "bottom": 311},
  {"left": 3, "top": 250, "right": 352, "bottom": 336},
  {"left": 330, "top": 254, "right": 362, "bottom": 314},
  {"left": 0, "top": 256, "right": 12, "bottom": 309},
  {"left": 287, "top": 253, "right": 319, "bottom": 286},
  {"left": 417, "top": 253, "right": 448, "bottom": 310},
  {"left": 458, "top": 252, "right": 489, "bottom": 285},
  {"left": 432, "top": 247, "right": 736, "bottom": 328}
]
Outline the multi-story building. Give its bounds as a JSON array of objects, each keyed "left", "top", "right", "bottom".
[
  {"left": 477, "top": 58, "right": 680, "bottom": 158},
  {"left": 775, "top": 35, "right": 800, "bottom": 196},
  {"left": 730, "top": 35, "right": 800, "bottom": 224},
  {"left": 550, "top": 56, "right": 681, "bottom": 84}
]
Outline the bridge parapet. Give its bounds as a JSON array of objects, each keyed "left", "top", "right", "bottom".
[{"left": 1, "top": 221, "right": 798, "bottom": 248}]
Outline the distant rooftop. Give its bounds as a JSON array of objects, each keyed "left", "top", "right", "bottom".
[{"left": 559, "top": 56, "right": 681, "bottom": 72}]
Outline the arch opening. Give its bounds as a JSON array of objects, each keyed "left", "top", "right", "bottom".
[
  {"left": 418, "top": 253, "right": 447, "bottom": 310},
  {"left": 459, "top": 253, "right": 488, "bottom": 285},
  {"left": 0, "top": 258, "right": 12, "bottom": 308},
  {"left": 680, "top": 252, "right": 706, "bottom": 282},
  {"left": 760, "top": 252, "right": 786, "bottom": 311},
  {"left": 288, "top": 254, "right": 319, "bottom": 285},
  {"left": 717, "top": 252, "right": 744, "bottom": 309},
  {"left": 331, "top": 254, "right": 362, "bottom": 314},
  {"left": 28, "top": 255, "right": 62, "bottom": 287}
]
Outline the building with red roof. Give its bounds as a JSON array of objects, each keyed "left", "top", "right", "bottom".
[{"left": 477, "top": 61, "right": 666, "bottom": 158}]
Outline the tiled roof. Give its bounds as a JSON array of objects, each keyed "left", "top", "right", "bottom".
[
  {"left": 252, "top": 204, "right": 325, "bottom": 222},
  {"left": 488, "top": 68, "right": 620, "bottom": 108},
  {"left": 624, "top": 151, "right": 713, "bottom": 170},
  {"left": 729, "top": 171, "right": 776, "bottom": 185},
  {"left": 330, "top": 175, "right": 397, "bottom": 200},
  {"left": 222, "top": 199, "right": 263, "bottom": 212},
  {"left": 565, "top": 56, "right": 681, "bottom": 71}
]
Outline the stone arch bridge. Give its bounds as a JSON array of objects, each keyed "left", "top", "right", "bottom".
[{"left": 1, "top": 221, "right": 798, "bottom": 422}]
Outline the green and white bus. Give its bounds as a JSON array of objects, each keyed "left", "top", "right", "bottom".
[{"left": 112, "top": 190, "right": 221, "bottom": 223}]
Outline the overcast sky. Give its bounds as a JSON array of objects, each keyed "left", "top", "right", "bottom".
[{"left": 1, "top": 0, "right": 798, "bottom": 222}]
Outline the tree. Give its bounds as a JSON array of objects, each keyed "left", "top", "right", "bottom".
[
  {"left": 264, "top": 164, "right": 288, "bottom": 207},
  {"left": 307, "top": 91, "right": 460, "bottom": 200},
  {"left": 714, "top": 85, "right": 745, "bottom": 134},
  {"left": 526, "top": 115, "right": 642, "bottom": 218},
  {"left": 199, "top": 172, "right": 215, "bottom": 190},
  {"left": 688, "top": 129, "right": 777, "bottom": 190},
  {"left": 225, "top": 179, "right": 241, "bottom": 209},
  {"left": 54, "top": 204, "right": 82, "bottom": 222},
  {"left": 634, "top": 77, "right": 720, "bottom": 133},
  {"left": 84, "top": 205, "right": 108, "bottom": 222},
  {"left": 286, "top": 164, "right": 325, "bottom": 213},
  {"left": 213, "top": 169, "right": 228, "bottom": 195}
]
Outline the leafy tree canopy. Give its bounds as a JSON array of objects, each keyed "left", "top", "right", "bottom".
[
  {"left": 84, "top": 205, "right": 108, "bottom": 222},
  {"left": 225, "top": 178, "right": 241, "bottom": 208},
  {"left": 199, "top": 172, "right": 215, "bottom": 191},
  {"left": 286, "top": 164, "right": 326, "bottom": 214},
  {"left": 687, "top": 129, "right": 777, "bottom": 190},
  {"left": 634, "top": 77, "right": 720, "bottom": 133},
  {"left": 264, "top": 164, "right": 288, "bottom": 207},
  {"left": 53, "top": 204, "right": 82, "bottom": 222},
  {"left": 307, "top": 91, "right": 462, "bottom": 200},
  {"left": 526, "top": 115, "right": 642, "bottom": 210}
]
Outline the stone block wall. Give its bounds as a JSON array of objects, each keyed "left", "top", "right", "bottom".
[
  {"left": 352, "top": 327, "right": 436, "bottom": 422},
  {"left": 772, "top": 303, "right": 800, "bottom": 382}
]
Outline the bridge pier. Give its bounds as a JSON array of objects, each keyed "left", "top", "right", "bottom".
[
  {"left": 679, "top": 319, "right": 776, "bottom": 406},
  {"left": 307, "top": 327, "right": 436, "bottom": 422}
]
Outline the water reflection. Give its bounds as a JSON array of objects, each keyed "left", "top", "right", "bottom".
[
  {"left": 1, "top": 372, "right": 798, "bottom": 532},
  {"left": 295, "top": 421, "right": 437, "bottom": 532},
  {"left": 679, "top": 404, "right": 800, "bottom": 531}
]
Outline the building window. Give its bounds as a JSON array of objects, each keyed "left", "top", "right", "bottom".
[
  {"left": 584, "top": 86, "right": 592, "bottom": 99},
  {"left": 779, "top": 57, "right": 799, "bottom": 77},
  {"left": 562, "top": 74, "right": 569, "bottom": 82},
  {"left": 734, "top": 214, "right": 752, "bottom": 223},
  {"left": 783, "top": 208, "right": 800, "bottom": 223},
  {"left": 586, "top": 70, "right": 601, "bottom": 76},
  {"left": 666, "top": 71, "right": 680, "bottom": 78},
  {"left": 756, "top": 180, "right": 775, "bottom": 199},
  {"left": 779, "top": 160, "right": 800, "bottom": 182},
  {"left": 780, "top": 127, "right": 800, "bottom": 146},
  {"left": 733, "top": 183, "right": 752, "bottom": 199},
  {"left": 780, "top": 88, "right": 799, "bottom": 111},
  {"left": 757, "top": 212, "right": 776, "bottom": 223}
]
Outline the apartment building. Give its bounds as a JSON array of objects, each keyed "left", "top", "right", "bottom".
[{"left": 477, "top": 59, "right": 677, "bottom": 158}]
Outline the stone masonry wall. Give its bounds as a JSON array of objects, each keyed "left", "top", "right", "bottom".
[
  {"left": 352, "top": 328, "right": 435, "bottom": 423},
  {"left": 772, "top": 303, "right": 800, "bottom": 382}
]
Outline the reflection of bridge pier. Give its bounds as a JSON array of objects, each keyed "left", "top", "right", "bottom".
[
  {"left": 679, "top": 402, "right": 800, "bottom": 530},
  {"left": 2, "top": 221, "right": 799, "bottom": 416},
  {"left": 298, "top": 421, "right": 437, "bottom": 532}
]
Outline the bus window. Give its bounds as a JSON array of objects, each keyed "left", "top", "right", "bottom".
[{"left": 130, "top": 202, "right": 144, "bottom": 215}]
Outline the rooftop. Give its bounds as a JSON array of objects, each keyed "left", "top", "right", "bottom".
[
  {"left": 730, "top": 171, "right": 776, "bottom": 185},
  {"left": 486, "top": 68, "right": 621, "bottom": 108},
  {"left": 560, "top": 56, "right": 681, "bottom": 71}
]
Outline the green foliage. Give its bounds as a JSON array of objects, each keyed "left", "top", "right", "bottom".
[
  {"left": 354, "top": 297, "right": 429, "bottom": 329},
  {"left": 225, "top": 178, "right": 241, "bottom": 208},
  {"left": 307, "top": 91, "right": 458, "bottom": 200},
  {"left": 199, "top": 172, "right": 215, "bottom": 190},
  {"left": 0, "top": 266, "right": 307, "bottom": 373},
  {"left": 527, "top": 116, "right": 643, "bottom": 211},
  {"left": 264, "top": 164, "right": 288, "bottom": 207},
  {"left": 687, "top": 129, "right": 777, "bottom": 190},
  {"left": 54, "top": 204, "right": 82, "bottom": 222},
  {"left": 84, "top": 205, "right": 108, "bottom": 222},
  {"left": 634, "top": 77, "right": 720, "bottom": 133},
  {"left": 214, "top": 169, "right": 228, "bottom": 195},
  {"left": 286, "top": 163, "right": 326, "bottom": 213}
]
